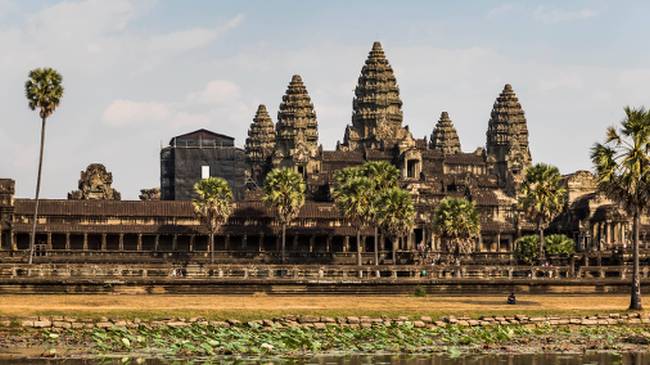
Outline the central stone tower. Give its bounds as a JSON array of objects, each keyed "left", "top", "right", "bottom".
[
  {"left": 338, "top": 41, "right": 411, "bottom": 151},
  {"left": 486, "top": 84, "right": 532, "bottom": 194}
]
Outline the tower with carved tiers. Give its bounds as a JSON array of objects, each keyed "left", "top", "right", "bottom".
[
  {"left": 272, "top": 75, "right": 321, "bottom": 176},
  {"left": 245, "top": 104, "right": 276, "bottom": 186},
  {"left": 339, "top": 41, "right": 412, "bottom": 151},
  {"left": 430, "top": 111, "right": 461, "bottom": 155},
  {"left": 486, "top": 84, "right": 532, "bottom": 194}
]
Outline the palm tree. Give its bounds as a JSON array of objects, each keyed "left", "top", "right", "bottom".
[
  {"left": 331, "top": 171, "right": 373, "bottom": 266},
  {"left": 432, "top": 197, "right": 481, "bottom": 259},
  {"left": 361, "top": 161, "right": 400, "bottom": 265},
  {"left": 25, "top": 68, "right": 64, "bottom": 265},
  {"left": 518, "top": 163, "right": 566, "bottom": 261},
  {"left": 192, "top": 177, "right": 233, "bottom": 264},
  {"left": 591, "top": 106, "right": 650, "bottom": 310},
  {"left": 263, "top": 168, "right": 305, "bottom": 263},
  {"left": 374, "top": 187, "right": 416, "bottom": 263}
]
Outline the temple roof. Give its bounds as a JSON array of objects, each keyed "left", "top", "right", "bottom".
[
  {"left": 168, "top": 128, "right": 234, "bottom": 147},
  {"left": 430, "top": 111, "right": 461, "bottom": 155}
]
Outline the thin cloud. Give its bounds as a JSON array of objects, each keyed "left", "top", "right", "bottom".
[
  {"left": 148, "top": 14, "right": 244, "bottom": 53},
  {"left": 533, "top": 6, "right": 598, "bottom": 24},
  {"left": 486, "top": 3, "right": 515, "bottom": 18}
]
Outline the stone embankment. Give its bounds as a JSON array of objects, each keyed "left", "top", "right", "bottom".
[{"left": 11, "top": 312, "right": 649, "bottom": 330}]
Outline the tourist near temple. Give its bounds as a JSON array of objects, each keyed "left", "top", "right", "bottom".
[{"left": 0, "top": 42, "right": 648, "bottom": 266}]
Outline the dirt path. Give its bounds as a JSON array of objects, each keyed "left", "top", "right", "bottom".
[{"left": 0, "top": 294, "right": 641, "bottom": 319}]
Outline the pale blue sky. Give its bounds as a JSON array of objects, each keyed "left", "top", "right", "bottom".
[{"left": 1, "top": 1, "right": 649, "bottom": 198}]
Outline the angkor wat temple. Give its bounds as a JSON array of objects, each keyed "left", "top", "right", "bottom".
[{"left": 1, "top": 42, "right": 648, "bottom": 268}]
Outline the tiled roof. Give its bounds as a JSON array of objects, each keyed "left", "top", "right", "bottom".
[{"left": 14, "top": 199, "right": 343, "bottom": 220}]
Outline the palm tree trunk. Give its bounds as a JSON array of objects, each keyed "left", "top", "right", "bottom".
[
  {"left": 210, "top": 233, "right": 214, "bottom": 264},
  {"left": 29, "top": 117, "right": 47, "bottom": 265},
  {"left": 392, "top": 236, "right": 397, "bottom": 264},
  {"left": 374, "top": 226, "right": 379, "bottom": 266},
  {"left": 630, "top": 209, "right": 642, "bottom": 310},
  {"left": 356, "top": 229, "right": 362, "bottom": 266},
  {"left": 281, "top": 224, "right": 286, "bottom": 264},
  {"left": 538, "top": 218, "right": 545, "bottom": 263}
]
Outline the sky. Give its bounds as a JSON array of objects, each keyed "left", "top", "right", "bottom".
[{"left": 1, "top": 0, "right": 649, "bottom": 199}]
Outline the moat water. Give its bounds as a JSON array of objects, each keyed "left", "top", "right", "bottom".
[{"left": 0, "top": 352, "right": 648, "bottom": 364}]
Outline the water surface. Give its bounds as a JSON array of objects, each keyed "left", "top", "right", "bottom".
[{"left": 0, "top": 352, "right": 647, "bottom": 364}]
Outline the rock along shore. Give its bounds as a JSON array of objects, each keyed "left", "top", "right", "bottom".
[{"left": 10, "top": 311, "right": 649, "bottom": 330}]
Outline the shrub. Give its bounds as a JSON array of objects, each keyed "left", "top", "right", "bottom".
[
  {"left": 514, "top": 235, "right": 539, "bottom": 265},
  {"left": 414, "top": 286, "right": 427, "bottom": 297},
  {"left": 545, "top": 234, "right": 575, "bottom": 257}
]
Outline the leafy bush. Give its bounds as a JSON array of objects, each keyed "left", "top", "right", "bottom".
[
  {"left": 414, "top": 286, "right": 427, "bottom": 297},
  {"left": 515, "top": 234, "right": 575, "bottom": 264},
  {"left": 514, "top": 235, "right": 539, "bottom": 265},
  {"left": 545, "top": 234, "right": 575, "bottom": 257}
]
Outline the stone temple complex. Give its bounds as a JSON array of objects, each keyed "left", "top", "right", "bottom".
[{"left": 0, "top": 41, "right": 648, "bottom": 273}]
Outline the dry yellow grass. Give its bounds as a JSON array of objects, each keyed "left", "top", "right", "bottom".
[{"left": 0, "top": 294, "right": 642, "bottom": 320}]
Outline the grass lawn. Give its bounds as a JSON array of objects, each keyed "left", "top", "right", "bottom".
[{"left": 0, "top": 294, "right": 643, "bottom": 321}]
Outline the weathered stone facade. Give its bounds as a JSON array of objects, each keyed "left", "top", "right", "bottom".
[{"left": 68, "top": 164, "right": 121, "bottom": 201}]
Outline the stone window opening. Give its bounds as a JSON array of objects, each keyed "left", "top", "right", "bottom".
[{"left": 406, "top": 159, "right": 419, "bottom": 179}]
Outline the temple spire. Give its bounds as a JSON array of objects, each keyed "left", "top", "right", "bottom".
[
  {"left": 486, "top": 83, "right": 532, "bottom": 193},
  {"left": 339, "top": 41, "right": 410, "bottom": 151},
  {"left": 430, "top": 111, "right": 461, "bottom": 155},
  {"left": 245, "top": 104, "right": 276, "bottom": 185},
  {"left": 272, "top": 75, "right": 320, "bottom": 175}
]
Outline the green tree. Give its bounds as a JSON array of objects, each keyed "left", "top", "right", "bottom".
[
  {"left": 263, "top": 168, "right": 306, "bottom": 263},
  {"left": 374, "top": 187, "right": 416, "bottom": 263},
  {"left": 514, "top": 234, "right": 575, "bottom": 265},
  {"left": 331, "top": 172, "right": 373, "bottom": 266},
  {"left": 514, "top": 235, "right": 539, "bottom": 265},
  {"left": 544, "top": 234, "right": 575, "bottom": 257},
  {"left": 432, "top": 197, "right": 481, "bottom": 258},
  {"left": 192, "top": 177, "right": 233, "bottom": 264},
  {"left": 361, "top": 161, "right": 400, "bottom": 265},
  {"left": 518, "top": 163, "right": 566, "bottom": 261},
  {"left": 591, "top": 106, "right": 650, "bottom": 310},
  {"left": 25, "top": 68, "right": 64, "bottom": 265}
]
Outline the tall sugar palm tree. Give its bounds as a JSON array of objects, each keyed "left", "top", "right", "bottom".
[
  {"left": 192, "top": 177, "right": 233, "bottom": 264},
  {"left": 591, "top": 106, "right": 650, "bottom": 310},
  {"left": 361, "top": 161, "right": 400, "bottom": 265},
  {"left": 263, "top": 168, "right": 305, "bottom": 263},
  {"left": 518, "top": 163, "right": 566, "bottom": 261},
  {"left": 25, "top": 68, "right": 64, "bottom": 265},
  {"left": 374, "top": 187, "right": 416, "bottom": 263},
  {"left": 432, "top": 197, "right": 481, "bottom": 258},
  {"left": 331, "top": 170, "right": 373, "bottom": 266}
]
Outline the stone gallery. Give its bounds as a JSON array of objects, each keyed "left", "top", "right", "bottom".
[{"left": 0, "top": 42, "right": 648, "bottom": 266}]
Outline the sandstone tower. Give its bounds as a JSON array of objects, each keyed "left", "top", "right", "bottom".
[
  {"left": 245, "top": 104, "right": 276, "bottom": 185},
  {"left": 272, "top": 75, "right": 321, "bottom": 176},
  {"left": 430, "top": 111, "right": 461, "bottom": 155},
  {"left": 339, "top": 41, "right": 411, "bottom": 151},
  {"left": 486, "top": 84, "right": 532, "bottom": 193}
]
